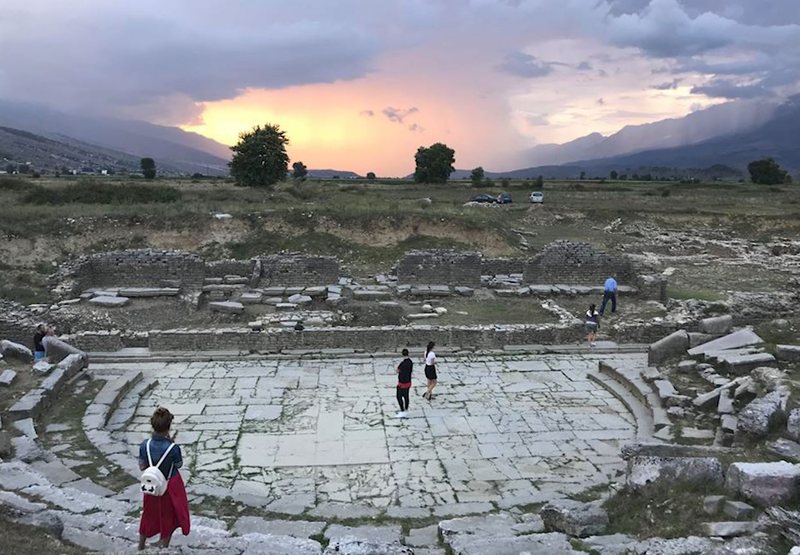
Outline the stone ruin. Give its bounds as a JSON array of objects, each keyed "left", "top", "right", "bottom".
[
  {"left": 397, "top": 250, "right": 482, "bottom": 287},
  {"left": 256, "top": 253, "right": 340, "bottom": 287}
]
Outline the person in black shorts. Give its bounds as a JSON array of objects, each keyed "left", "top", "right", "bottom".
[
  {"left": 423, "top": 341, "right": 437, "bottom": 400},
  {"left": 395, "top": 349, "right": 413, "bottom": 418}
]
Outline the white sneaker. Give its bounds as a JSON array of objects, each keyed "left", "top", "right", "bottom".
[
  {"left": 591, "top": 341, "right": 597, "bottom": 347},
  {"left": 395, "top": 411, "right": 407, "bottom": 418}
]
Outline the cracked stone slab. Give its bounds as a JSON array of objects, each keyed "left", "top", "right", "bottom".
[
  {"left": 325, "top": 524, "right": 402, "bottom": 544},
  {"left": 233, "top": 516, "right": 325, "bottom": 539}
]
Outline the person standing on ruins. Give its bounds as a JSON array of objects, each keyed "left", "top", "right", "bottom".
[
  {"left": 423, "top": 341, "right": 437, "bottom": 400},
  {"left": 600, "top": 275, "right": 618, "bottom": 315},
  {"left": 395, "top": 348, "right": 413, "bottom": 417},
  {"left": 585, "top": 304, "right": 600, "bottom": 347},
  {"left": 138, "top": 407, "right": 190, "bottom": 550}
]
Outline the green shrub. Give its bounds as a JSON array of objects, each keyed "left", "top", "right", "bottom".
[
  {"left": 0, "top": 177, "right": 28, "bottom": 191},
  {"left": 22, "top": 179, "right": 181, "bottom": 205}
]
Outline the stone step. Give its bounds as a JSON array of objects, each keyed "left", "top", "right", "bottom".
[{"left": 587, "top": 369, "right": 655, "bottom": 441}]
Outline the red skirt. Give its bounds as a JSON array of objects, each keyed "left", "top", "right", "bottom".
[{"left": 139, "top": 472, "right": 191, "bottom": 540}]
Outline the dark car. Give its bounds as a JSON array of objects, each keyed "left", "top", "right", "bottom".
[
  {"left": 497, "top": 192, "right": 512, "bottom": 204},
  {"left": 469, "top": 194, "right": 498, "bottom": 203}
]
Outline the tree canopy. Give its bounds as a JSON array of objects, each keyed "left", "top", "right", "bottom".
[
  {"left": 470, "top": 166, "right": 485, "bottom": 185},
  {"left": 292, "top": 161, "right": 308, "bottom": 179},
  {"left": 748, "top": 157, "right": 789, "bottom": 185},
  {"left": 229, "top": 124, "right": 290, "bottom": 187},
  {"left": 140, "top": 158, "right": 156, "bottom": 179},
  {"left": 414, "top": 143, "right": 455, "bottom": 184}
]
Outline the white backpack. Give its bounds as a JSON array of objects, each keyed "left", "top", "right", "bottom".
[{"left": 140, "top": 439, "right": 175, "bottom": 497}]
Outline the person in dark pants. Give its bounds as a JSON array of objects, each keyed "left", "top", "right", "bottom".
[
  {"left": 600, "top": 276, "right": 618, "bottom": 315},
  {"left": 395, "top": 348, "right": 413, "bottom": 418}
]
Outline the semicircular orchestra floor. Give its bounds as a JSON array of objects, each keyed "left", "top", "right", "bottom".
[{"left": 117, "top": 353, "right": 642, "bottom": 513}]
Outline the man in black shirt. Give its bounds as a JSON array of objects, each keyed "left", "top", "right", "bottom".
[
  {"left": 33, "top": 323, "right": 47, "bottom": 361},
  {"left": 395, "top": 348, "right": 413, "bottom": 418}
]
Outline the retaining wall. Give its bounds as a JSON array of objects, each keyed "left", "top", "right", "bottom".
[
  {"left": 257, "top": 254, "right": 340, "bottom": 287},
  {"left": 398, "top": 250, "right": 482, "bottom": 287}
]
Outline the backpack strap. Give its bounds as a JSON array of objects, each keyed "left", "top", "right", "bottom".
[
  {"left": 156, "top": 442, "right": 176, "bottom": 469},
  {"left": 146, "top": 438, "right": 154, "bottom": 467}
]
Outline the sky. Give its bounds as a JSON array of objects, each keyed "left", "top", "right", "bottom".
[{"left": 1, "top": 0, "right": 799, "bottom": 175}]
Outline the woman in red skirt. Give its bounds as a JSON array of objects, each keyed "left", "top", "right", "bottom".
[{"left": 138, "top": 407, "right": 191, "bottom": 550}]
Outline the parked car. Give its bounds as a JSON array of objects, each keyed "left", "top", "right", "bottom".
[
  {"left": 469, "top": 194, "right": 498, "bottom": 203},
  {"left": 497, "top": 192, "right": 512, "bottom": 204},
  {"left": 529, "top": 191, "right": 544, "bottom": 204}
]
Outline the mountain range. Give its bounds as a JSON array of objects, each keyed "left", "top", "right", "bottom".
[{"left": 0, "top": 94, "right": 798, "bottom": 179}]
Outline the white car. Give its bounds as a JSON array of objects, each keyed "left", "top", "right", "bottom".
[{"left": 529, "top": 191, "right": 544, "bottom": 204}]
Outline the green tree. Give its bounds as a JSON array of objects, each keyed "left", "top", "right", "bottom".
[
  {"left": 748, "top": 157, "right": 789, "bottom": 185},
  {"left": 500, "top": 177, "right": 510, "bottom": 188},
  {"left": 579, "top": 171, "right": 586, "bottom": 180},
  {"left": 535, "top": 175, "right": 544, "bottom": 188},
  {"left": 229, "top": 124, "right": 290, "bottom": 187},
  {"left": 4, "top": 163, "right": 14, "bottom": 174},
  {"left": 292, "top": 161, "right": 308, "bottom": 179},
  {"left": 609, "top": 170, "right": 618, "bottom": 180},
  {"left": 366, "top": 171, "right": 376, "bottom": 181},
  {"left": 140, "top": 157, "right": 156, "bottom": 179},
  {"left": 414, "top": 142, "right": 455, "bottom": 183},
  {"left": 470, "top": 166, "right": 485, "bottom": 186}
]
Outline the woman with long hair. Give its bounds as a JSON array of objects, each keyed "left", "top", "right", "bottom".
[{"left": 423, "top": 341, "right": 437, "bottom": 400}]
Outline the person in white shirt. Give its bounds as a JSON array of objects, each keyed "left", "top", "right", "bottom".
[{"left": 423, "top": 341, "right": 437, "bottom": 400}]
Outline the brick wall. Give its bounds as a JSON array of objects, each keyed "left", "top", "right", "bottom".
[
  {"left": 397, "top": 250, "right": 482, "bottom": 287},
  {"left": 205, "top": 259, "right": 256, "bottom": 278},
  {"left": 257, "top": 254, "right": 340, "bottom": 287},
  {"left": 481, "top": 257, "right": 524, "bottom": 276},
  {"left": 523, "top": 241, "right": 636, "bottom": 285},
  {"left": 60, "top": 249, "right": 206, "bottom": 293}
]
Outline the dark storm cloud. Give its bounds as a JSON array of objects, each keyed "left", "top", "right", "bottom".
[
  {"left": 496, "top": 52, "right": 554, "bottom": 78},
  {"left": 691, "top": 79, "right": 776, "bottom": 100},
  {"left": 651, "top": 79, "right": 681, "bottom": 90}
]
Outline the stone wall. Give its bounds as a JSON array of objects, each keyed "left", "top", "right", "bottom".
[
  {"left": 481, "top": 257, "right": 524, "bottom": 277},
  {"left": 148, "top": 323, "right": 583, "bottom": 352},
  {"left": 59, "top": 249, "right": 206, "bottom": 293},
  {"left": 523, "top": 241, "right": 637, "bottom": 285},
  {"left": 205, "top": 259, "right": 256, "bottom": 278},
  {"left": 397, "top": 250, "right": 482, "bottom": 287},
  {"left": 0, "top": 300, "right": 41, "bottom": 346},
  {"left": 257, "top": 254, "right": 340, "bottom": 287}
]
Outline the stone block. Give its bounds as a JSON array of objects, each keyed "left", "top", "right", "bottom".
[
  {"left": 627, "top": 456, "right": 723, "bottom": 490},
  {"left": 288, "top": 294, "right": 313, "bottom": 305},
  {"left": 276, "top": 303, "right": 298, "bottom": 311},
  {"left": 455, "top": 287, "right": 474, "bottom": 297},
  {"left": 647, "top": 330, "right": 689, "bottom": 365},
  {"left": 688, "top": 333, "right": 715, "bottom": 348},
  {"left": 687, "top": 329, "right": 764, "bottom": 357},
  {"left": 677, "top": 360, "right": 697, "bottom": 373},
  {"left": 722, "top": 352, "right": 777, "bottom": 375},
  {"left": 717, "top": 388, "right": 734, "bottom": 414},
  {"left": 208, "top": 301, "right": 245, "bottom": 314},
  {"left": 723, "top": 500, "right": 754, "bottom": 519},
  {"left": 117, "top": 287, "right": 179, "bottom": 297},
  {"left": 239, "top": 292, "right": 263, "bottom": 304},
  {"left": 701, "top": 521, "right": 757, "bottom": 537},
  {"left": 0, "top": 369, "right": 16, "bottom": 386},
  {"left": 89, "top": 295, "right": 130, "bottom": 307},
  {"left": 323, "top": 539, "right": 412, "bottom": 555},
  {"left": 767, "top": 438, "right": 800, "bottom": 463},
  {"left": 233, "top": 516, "right": 325, "bottom": 538},
  {"left": 703, "top": 495, "right": 725, "bottom": 515},
  {"left": 726, "top": 461, "right": 800, "bottom": 506},
  {"left": 42, "top": 336, "right": 86, "bottom": 364},
  {"left": 32, "top": 361, "right": 53, "bottom": 374},
  {"left": 788, "top": 408, "right": 800, "bottom": 442},
  {"left": 699, "top": 315, "right": 733, "bottom": 335},
  {"left": 540, "top": 499, "right": 608, "bottom": 537},
  {"left": 324, "top": 524, "right": 402, "bottom": 544},
  {"left": 776, "top": 344, "right": 800, "bottom": 362},
  {"left": 737, "top": 389, "right": 790, "bottom": 438},
  {"left": 721, "top": 415, "right": 738, "bottom": 434},
  {"left": 0, "top": 340, "right": 33, "bottom": 361}
]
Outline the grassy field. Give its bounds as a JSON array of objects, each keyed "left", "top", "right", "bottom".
[{"left": 1, "top": 175, "right": 798, "bottom": 305}]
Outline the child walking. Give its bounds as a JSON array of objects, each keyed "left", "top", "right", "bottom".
[
  {"left": 138, "top": 407, "right": 190, "bottom": 550},
  {"left": 423, "top": 341, "right": 437, "bottom": 400},
  {"left": 395, "top": 348, "right": 413, "bottom": 418}
]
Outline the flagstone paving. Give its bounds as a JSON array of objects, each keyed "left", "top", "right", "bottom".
[{"left": 116, "top": 353, "right": 642, "bottom": 512}]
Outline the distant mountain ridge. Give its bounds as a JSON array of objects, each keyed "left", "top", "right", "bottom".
[
  {"left": 0, "top": 99, "right": 230, "bottom": 175},
  {"left": 519, "top": 99, "right": 780, "bottom": 167}
]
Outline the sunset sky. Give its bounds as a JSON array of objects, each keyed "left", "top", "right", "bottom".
[{"left": 1, "top": 0, "right": 799, "bottom": 175}]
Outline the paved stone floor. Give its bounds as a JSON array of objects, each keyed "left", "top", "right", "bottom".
[{"left": 119, "top": 353, "right": 642, "bottom": 513}]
